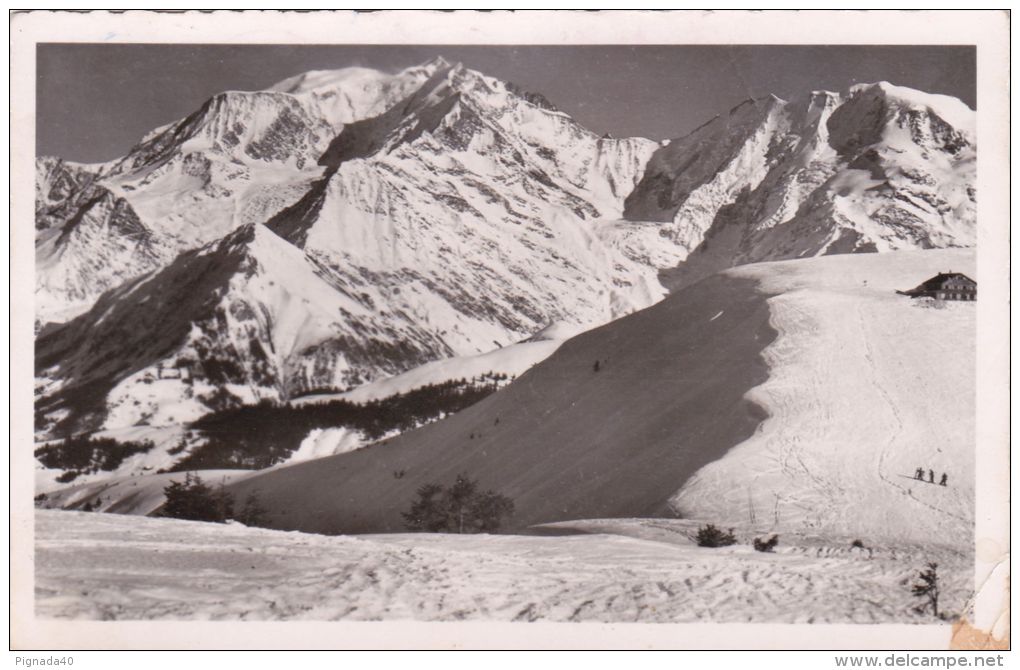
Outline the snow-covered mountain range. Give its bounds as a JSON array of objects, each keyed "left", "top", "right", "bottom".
[
  {"left": 35, "top": 57, "right": 976, "bottom": 478},
  {"left": 625, "top": 82, "right": 975, "bottom": 288},
  {"left": 35, "top": 59, "right": 441, "bottom": 325}
]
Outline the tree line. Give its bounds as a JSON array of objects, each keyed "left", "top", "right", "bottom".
[
  {"left": 174, "top": 376, "right": 505, "bottom": 471},
  {"left": 35, "top": 435, "right": 155, "bottom": 483},
  {"left": 158, "top": 472, "right": 268, "bottom": 526}
]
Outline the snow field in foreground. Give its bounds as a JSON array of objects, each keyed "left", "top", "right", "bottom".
[{"left": 36, "top": 511, "right": 969, "bottom": 623}]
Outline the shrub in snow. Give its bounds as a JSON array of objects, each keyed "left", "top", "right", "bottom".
[
  {"left": 402, "top": 473, "right": 514, "bottom": 534},
  {"left": 696, "top": 524, "right": 737, "bottom": 548},
  {"left": 911, "top": 562, "right": 942, "bottom": 619},
  {"left": 752, "top": 534, "right": 779, "bottom": 552}
]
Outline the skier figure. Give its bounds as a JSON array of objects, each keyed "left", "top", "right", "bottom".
[
  {"left": 939, "top": 473, "right": 948, "bottom": 487},
  {"left": 928, "top": 469, "right": 935, "bottom": 484},
  {"left": 915, "top": 467, "right": 925, "bottom": 480}
]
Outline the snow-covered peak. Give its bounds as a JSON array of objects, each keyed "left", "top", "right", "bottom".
[
  {"left": 847, "top": 81, "right": 975, "bottom": 135},
  {"left": 780, "top": 89, "right": 841, "bottom": 136},
  {"left": 113, "top": 60, "right": 450, "bottom": 178},
  {"left": 420, "top": 55, "right": 452, "bottom": 70},
  {"left": 826, "top": 81, "right": 975, "bottom": 160},
  {"left": 625, "top": 80, "right": 975, "bottom": 288},
  {"left": 623, "top": 94, "right": 786, "bottom": 224},
  {"left": 402, "top": 55, "right": 453, "bottom": 73},
  {"left": 838, "top": 81, "right": 976, "bottom": 143},
  {"left": 268, "top": 66, "right": 396, "bottom": 95},
  {"left": 809, "top": 89, "right": 840, "bottom": 101},
  {"left": 266, "top": 57, "right": 450, "bottom": 101}
]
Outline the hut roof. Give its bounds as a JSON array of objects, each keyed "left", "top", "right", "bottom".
[{"left": 908, "top": 272, "right": 976, "bottom": 293}]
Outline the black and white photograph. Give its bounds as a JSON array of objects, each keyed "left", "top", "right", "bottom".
[{"left": 10, "top": 9, "right": 1010, "bottom": 652}]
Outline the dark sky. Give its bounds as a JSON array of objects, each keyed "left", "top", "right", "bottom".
[{"left": 37, "top": 44, "right": 976, "bottom": 163}]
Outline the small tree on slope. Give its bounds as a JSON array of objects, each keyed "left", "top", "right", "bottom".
[
  {"left": 445, "top": 473, "right": 479, "bottom": 534},
  {"left": 468, "top": 489, "right": 515, "bottom": 533},
  {"left": 159, "top": 473, "right": 270, "bottom": 526},
  {"left": 912, "top": 562, "right": 941, "bottom": 618},
  {"left": 236, "top": 490, "right": 270, "bottom": 527},
  {"left": 402, "top": 483, "right": 448, "bottom": 532},
  {"left": 402, "top": 474, "right": 514, "bottom": 533},
  {"left": 161, "top": 473, "right": 215, "bottom": 522},
  {"left": 161, "top": 473, "right": 229, "bottom": 522},
  {"left": 696, "top": 524, "right": 737, "bottom": 548}
]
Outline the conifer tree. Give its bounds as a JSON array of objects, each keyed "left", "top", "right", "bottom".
[
  {"left": 696, "top": 523, "right": 737, "bottom": 547},
  {"left": 402, "top": 483, "right": 447, "bottom": 532},
  {"left": 402, "top": 475, "right": 514, "bottom": 533},
  {"left": 236, "top": 490, "right": 269, "bottom": 527}
]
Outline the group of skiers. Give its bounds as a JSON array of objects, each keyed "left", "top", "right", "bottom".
[{"left": 915, "top": 467, "right": 948, "bottom": 486}]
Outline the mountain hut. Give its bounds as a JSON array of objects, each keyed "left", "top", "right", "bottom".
[{"left": 898, "top": 272, "right": 977, "bottom": 301}]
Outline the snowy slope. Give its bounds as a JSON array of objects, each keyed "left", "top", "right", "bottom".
[
  {"left": 672, "top": 248, "right": 975, "bottom": 548},
  {"left": 35, "top": 157, "right": 168, "bottom": 325},
  {"left": 293, "top": 336, "right": 565, "bottom": 406},
  {"left": 226, "top": 267, "right": 775, "bottom": 534},
  {"left": 36, "top": 470, "right": 254, "bottom": 515},
  {"left": 35, "top": 510, "right": 972, "bottom": 623},
  {"left": 626, "top": 83, "right": 976, "bottom": 289},
  {"left": 34, "top": 425, "right": 193, "bottom": 493},
  {"left": 228, "top": 249, "right": 974, "bottom": 553},
  {"left": 36, "top": 223, "right": 454, "bottom": 437},
  {"left": 279, "top": 337, "right": 565, "bottom": 464}
]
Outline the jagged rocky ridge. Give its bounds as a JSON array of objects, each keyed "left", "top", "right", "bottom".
[
  {"left": 624, "top": 82, "right": 975, "bottom": 288},
  {"left": 35, "top": 59, "right": 975, "bottom": 480}
]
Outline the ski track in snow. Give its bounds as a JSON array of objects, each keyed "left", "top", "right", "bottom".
[
  {"left": 672, "top": 249, "right": 975, "bottom": 549},
  {"left": 35, "top": 510, "right": 970, "bottom": 623}
]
